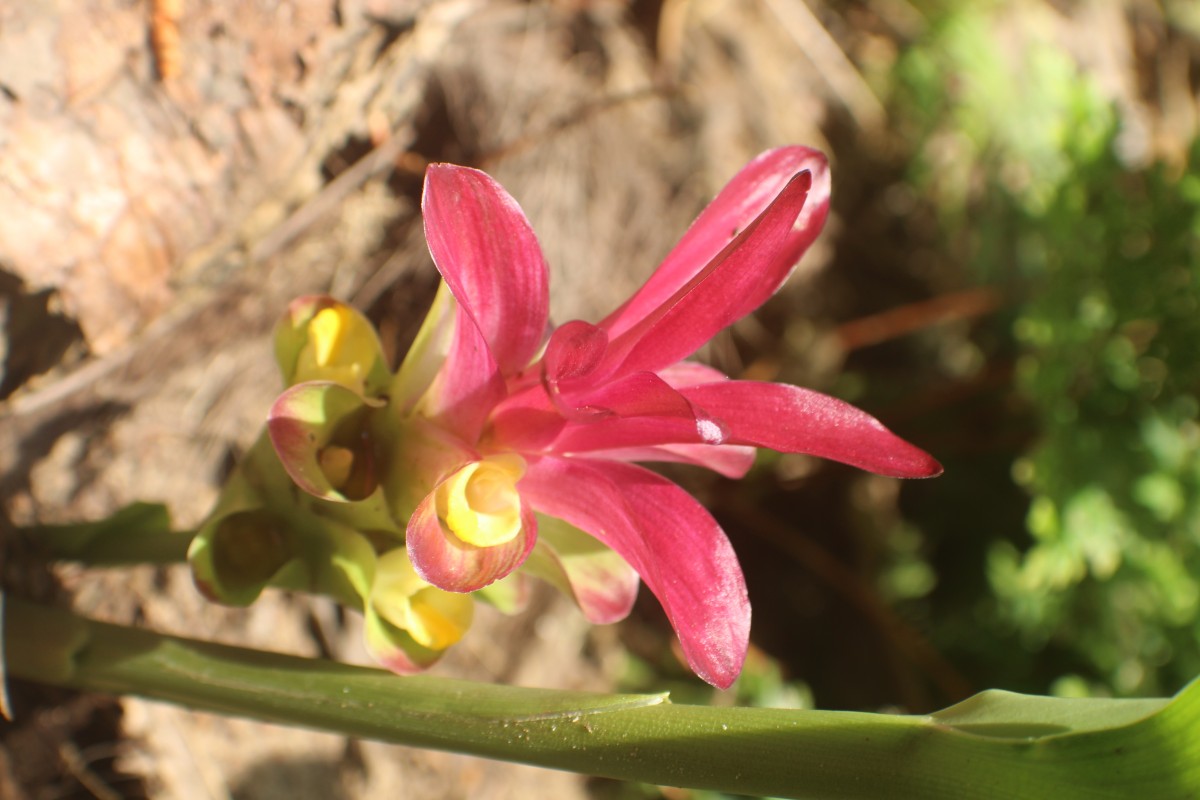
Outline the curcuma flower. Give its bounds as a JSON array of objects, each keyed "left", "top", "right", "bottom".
[{"left": 201, "top": 146, "right": 940, "bottom": 688}]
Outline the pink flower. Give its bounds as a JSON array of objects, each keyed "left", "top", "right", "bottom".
[{"left": 269, "top": 147, "right": 941, "bottom": 688}]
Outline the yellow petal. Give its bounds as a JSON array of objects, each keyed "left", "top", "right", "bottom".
[
  {"left": 292, "top": 304, "right": 381, "bottom": 391},
  {"left": 371, "top": 548, "right": 473, "bottom": 650},
  {"left": 438, "top": 455, "right": 526, "bottom": 548},
  {"left": 406, "top": 587, "right": 474, "bottom": 650}
]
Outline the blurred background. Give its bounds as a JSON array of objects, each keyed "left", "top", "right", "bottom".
[{"left": 2, "top": 0, "right": 1199, "bottom": 797}]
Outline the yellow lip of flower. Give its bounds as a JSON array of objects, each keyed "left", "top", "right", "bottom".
[
  {"left": 372, "top": 549, "right": 473, "bottom": 650},
  {"left": 292, "top": 305, "right": 380, "bottom": 391},
  {"left": 308, "top": 307, "right": 344, "bottom": 366},
  {"left": 436, "top": 454, "right": 527, "bottom": 548},
  {"left": 404, "top": 587, "right": 472, "bottom": 649}
]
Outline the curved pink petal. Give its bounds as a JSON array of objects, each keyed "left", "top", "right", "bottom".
[
  {"left": 548, "top": 380, "right": 941, "bottom": 479},
  {"left": 542, "top": 320, "right": 613, "bottom": 422},
  {"left": 544, "top": 319, "right": 609, "bottom": 383},
  {"left": 521, "top": 456, "right": 750, "bottom": 688},
  {"left": 684, "top": 381, "right": 943, "bottom": 478},
  {"left": 582, "top": 443, "right": 756, "bottom": 479},
  {"left": 599, "top": 171, "right": 821, "bottom": 379},
  {"left": 419, "top": 303, "right": 507, "bottom": 443},
  {"left": 485, "top": 401, "right": 567, "bottom": 453},
  {"left": 488, "top": 368, "right": 722, "bottom": 454},
  {"left": 602, "top": 147, "right": 831, "bottom": 340},
  {"left": 407, "top": 488, "right": 537, "bottom": 592},
  {"left": 657, "top": 360, "right": 730, "bottom": 388},
  {"left": 556, "top": 371, "right": 701, "bottom": 421},
  {"left": 541, "top": 323, "right": 724, "bottom": 433},
  {"left": 423, "top": 164, "right": 550, "bottom": 375},
  {"left": 550, "top": 415, "right": 685, "bottom": 446},
  {"left": 549, "top": 415, "right": 718, "bottom": 455}
]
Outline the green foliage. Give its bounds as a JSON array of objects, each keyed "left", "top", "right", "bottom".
[
  {"left": 994, "top": 136, "right": 1200, "bottom": 695},
  {"left": 892, "top": 4, "right": 1200, "bottom": 696},
  {"left": 894, "top": 3, "right": 1114, "bottom": 225}
]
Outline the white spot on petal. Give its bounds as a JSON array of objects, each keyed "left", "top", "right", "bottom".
[{"left": 697, "top": 417, "right": 726, "bottom": 445}]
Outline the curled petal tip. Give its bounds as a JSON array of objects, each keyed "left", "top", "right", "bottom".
[
  {"left": 864, "top": 427, "right": 944, "bottom": 479},
  {"left": 267, "top": 381, "right": 378, "bottom": 502},
  {"left": 407, "top": 484, "right": 537, "bottom": 593}
]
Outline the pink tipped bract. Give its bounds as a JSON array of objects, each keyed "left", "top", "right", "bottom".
[{"left": 399, "top": 147, "right": 940, "bottom": 688}]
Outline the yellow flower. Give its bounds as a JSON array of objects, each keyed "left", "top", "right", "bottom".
[
  {"left": 371, "top": 548, "right": 474, "bottom": 650},
  {"left": 435, "top": 454, "right": 526, "bottom": 548},
  {"left": 292, "top": 306, "right": 380, "bottom": 393}
]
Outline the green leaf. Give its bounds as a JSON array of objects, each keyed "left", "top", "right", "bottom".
[
  {"left": 23, "top": 502, "right": 190, "bottom": 565},
  {"left": 931, "top": 688, "right": 1168, "bottom": 739}
]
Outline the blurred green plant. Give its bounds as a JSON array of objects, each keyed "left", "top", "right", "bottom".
[
  {"left": 891, "top": 3, "right": 1200, "bottom": 696},
  {"left": 993, "top": 136, "right": 1200, "bottom": 696}
]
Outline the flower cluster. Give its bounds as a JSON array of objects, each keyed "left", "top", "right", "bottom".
[{"left": 189, "top": 147, "right": 941, "bottom": 688}]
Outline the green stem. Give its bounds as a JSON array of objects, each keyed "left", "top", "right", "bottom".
[
  {"left": 65, "top": 528, "right": 195, "bottom": 565},
  {"left": 22, "top": 503, "right": 193, "bottom": 566},
  {"left": 4, "top": 598, "right": 1198, "bottom": 799}
]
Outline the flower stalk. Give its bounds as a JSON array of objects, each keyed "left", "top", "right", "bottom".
[
  {"left": 23, "top": 502, "right": 192, "bottom": 566},
  {"left": 5, "top": 596, "right": 1198, "bottom": 800}
]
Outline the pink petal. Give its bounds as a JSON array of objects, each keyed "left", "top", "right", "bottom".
[
  {"left": 684, "top": 381, "right": 943, "bottom": 478},
  {"left": 548, "top": 380, "right": 942, "bottom": 479},
  {"left": 601, "top": 147, "right": 830, "bottom": 341},
  {"left": 487, "top": 368, "right": 719, "bottom": 454},
  {"left": 521, "top": 456, "right": 750, "bottom": 688},
  {"left": 418, "top": 302, "right": 507, "bottom": 443},
  {"left": 555, "top": 371, "right": 700, "bottom": 421},
  {"left": 599, "top": 171, "right": 821, "bottom": 379},
  {"left": 485, "top": 400, "right": 567, "bottom": 453},
  {"left": 541, "top": 320, "right": 613, "bottom": 422},
  {"left": 541, "top": 322, "right": 723, "bottom": 432},
  {"left": 544, "top": 320, "right": 609, "bottom": 383},
  {"left": 657, "top": 360, "right": 730, "bottom": 388},
  {"left": 549, "top": 415, "right": 703, "bottom": 453},
  {"left": 407, "top": 488, "right": 537, "bottom": 592},
  {"left": 524, "top": 515, "right": 640, "bottom": 624},
  {"left": 581, "top": 443, "right": 756, "bottom": 479},
  {"left": 422, "top": 164, "right": 550, "bottom": 376}
]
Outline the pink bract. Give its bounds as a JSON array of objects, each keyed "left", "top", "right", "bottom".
[{"left": 403, "top": 147, "right": 941, "bottom": 689}]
